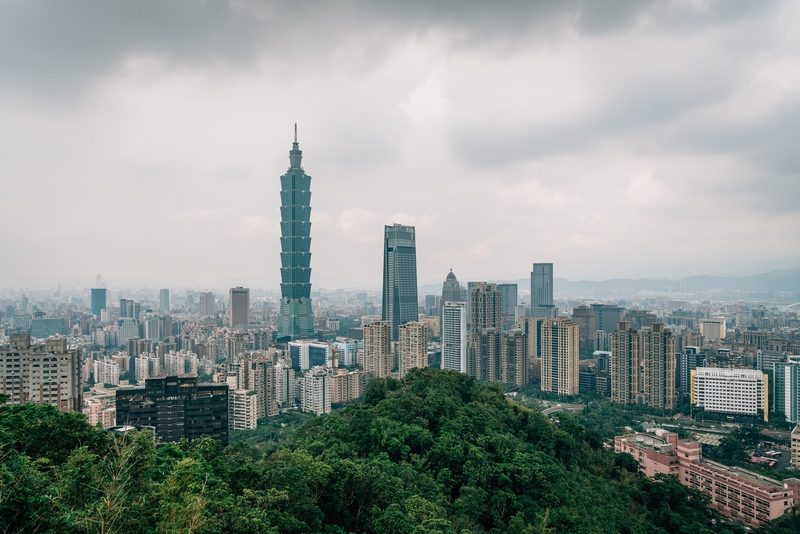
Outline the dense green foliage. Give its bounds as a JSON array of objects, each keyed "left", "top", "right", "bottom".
[{"left": 0, "top": 368, "right": 776, "bottom": 533}]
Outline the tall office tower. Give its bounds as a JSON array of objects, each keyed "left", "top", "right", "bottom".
[
  {"left": 362, "top": 321, "right": 393, "bottom": 378},
  {"left": 91, "top": 288, "right": 107, "bottom": 317},
  {"left": 641, "top": 323, "right": 676, "bottom": 411},
  {"left": 116, "top": 376, "right": 229, "bottom": 445},
  {"left": 199, "top": 291, "right": 214, "bottom": 315},
  {"left": 500, "top": 329, "right": 529, "bottom": 387},
  {"left": 1, "top": 335, "right": 82, "bottom": 412},
  {"left": 591, "top": 304, "right": 624, "bottom": 336},
  {"left": 572, "top": 304, "right": 595, "bottom": 350},
  {"left": 442, "top": 270, "right": 463, "bottom": 304},
  {"left": 278, "top": 125, "right": 315, "bottom": 341},
  {"left": 229, "top": 287, "right": 250, "bottom": 327},
  {"left": 531, "top": 263, "right": 556, "bottom": 318},
  {"left": 611, "top": 321, "right": 640, "bottom": 404},
  {"left": 425, "top": 295, "right": 438, "bottom": 316},
  {"left": 497, "top": 283, "right": 518, "bottom": 331},
  {"left": 159, "top": 289, "right": 170, "bottom": 312},
  {"left": 442, "top": 302, "right": 467, "bottom": 373},
  {"left": 540, "top": 318, "right": 579, "bottom": 395},
  {"left": 382, "top": 224, "right": 419, "bottom": 341}
]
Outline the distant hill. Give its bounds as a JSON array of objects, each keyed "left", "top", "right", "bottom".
[{"left": 419, "top": 268, "right": 800, "bottom": 298}]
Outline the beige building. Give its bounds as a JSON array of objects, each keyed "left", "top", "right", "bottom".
[
  {"left": 540, "top": 318, "right": 579, "bottom": 395},
  {"left": 83, "top": 402, "right": 116, "bottom": 428},
  {"left": 329, "top": 368, "right": 370, "bottom": 404},
  {"left": 792, "top": 424, "right": 800, "bottom": 469},
  {"left": 1, "top": 335, "right": 81, "bottom": 412},
  {"left": 398, "top": 322, "right": 428, "bottom": 378},
  {"left": 363, "top": 321, "right": 393, "bottom": 378},
  {"left": 417, "top": 315, "right": 440, "bottom": 337}
]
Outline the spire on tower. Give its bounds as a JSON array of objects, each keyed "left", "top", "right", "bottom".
[{"left": 294, "top": 123, "right": 297, "bottom": 143}]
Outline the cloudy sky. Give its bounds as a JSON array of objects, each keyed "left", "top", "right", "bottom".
[{"left": 2, "top": 0, "right": 799, "bottom": 290}]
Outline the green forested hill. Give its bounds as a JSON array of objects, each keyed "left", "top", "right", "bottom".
[{"left": 1, "top": 368, "right": 798, "bottom": 533}]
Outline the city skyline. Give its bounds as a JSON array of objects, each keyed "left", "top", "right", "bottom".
[{"left": 2, "top": 2, "right": 799, "bottom": 290}]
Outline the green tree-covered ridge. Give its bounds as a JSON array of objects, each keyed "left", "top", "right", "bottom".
[{"left": 2, "top": 368, "right": 799, "bottom": 533}]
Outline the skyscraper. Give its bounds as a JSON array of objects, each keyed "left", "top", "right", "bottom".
[
  {"left": 497, "top": 283, "right": 518, "bottom": 331},
  {"left": 442, "top": 301, "right": 467, "bottom": 373},
  {"left": 91, "top": 288, "right": 107, "bottom": 317},
  {"left": 159, "top": 289, "right": 170, "bottom": 312},
  {"left": 467, "top": 283, "right": 502, "bottom": 381},
  {"left": 362, "top": 321, "right": 393, "bottom": 378},
  {"left": 199, "top": 291, "right": 214, "bottom": 315},
  {"left": 641, "top": 322, "right": 676, "bottom": 411},
  {"left": 540, "top": 318, "right": 579, "bottom": 395},
  {"left": 531, "top": 263, "right": 556, "bottom": 318},
  {"left": 610, "top": 321, "right": 640, "bottom": 405},
  {"left": 382, "top": 224, "right": 418, "bottom": 341},
  {"left": 229, "top": 287, "right": 250, "bottom": 327},
  {"left": 278, "top": 125, "right": 315, "bottom": 341}
]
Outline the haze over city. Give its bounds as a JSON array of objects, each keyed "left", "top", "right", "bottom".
[{"left": 2, "top": 1, "right": 799, "bottom": 290}]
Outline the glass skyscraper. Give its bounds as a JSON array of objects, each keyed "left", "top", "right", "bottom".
[
  {"left": 91, "top": 288, "right": 106, "bottom": 316},
  {"left": 278, "top": 125, "right": 314, "bottom": 340},
  {"left": 382, "top": 224, "right": 418, "bottom": 341}
]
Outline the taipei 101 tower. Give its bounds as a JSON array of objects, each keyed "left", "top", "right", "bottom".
[{"left": 277, "top": 124, "right": 314, "bottom": 340}]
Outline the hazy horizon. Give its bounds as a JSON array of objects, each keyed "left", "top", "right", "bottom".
[{"left": 2, "top": 1, "right": 799, "bottom": 289}]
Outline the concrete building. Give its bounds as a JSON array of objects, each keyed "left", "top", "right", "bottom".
[
  {"left": 93, "top": 360, "right": 120, "bottom": 386},
  {"left": 700, "top": 318, "right": 727, "bottom": 341},
  {"left": 792, "top": 424, "right": 800, "bottom": 468},
  {"left": 616, "top": 432, "right": 800, "bottom": 529},
  {"left": 500, "top": 328, "right": 528, "bottom": 388},
  {"left": 774, "top": 359, "right": 800, "bottom": 423},
  {"left": 382, "top": 224, "right": 418, "bottom": 341},
  {"left": 362, "top": 321, "right": 393, "bottom": 378},
  {"left": 288, "top": 340, "right": 332, "bottom": 370},
  {"left": 442, "top": 301, "right": 467, "bottom": 373},
  {"left": 591, "top": 304, "right": 624, "bottom": 337},
  {"left": 84, "top": 402, "right": 116, "bottom": 429},
  {"left": 611, "top": 321, "right": 640, "bottom": 404},
  {"left": 229, "top": 389, "right": 258, "bottom": 431},
  {"left": 572, "top": 304, "right": 595, "bottom": 351},
  {"left": 229, "top": 287, "right": 250, "bottom": 327},
  {"left": 691, "top": 368, "right": 768, "bottom": 421},
  {"left": 641, "top": 323, "right": 676, "bottom": 411},
  {"left": 333, "top": 340, "right": 362, "bottom": 367},
  {"left": 198, "top": 291, "right": 214, "bottom": 315},
  {"left": 159, "top": 289, "right": 170, "bottom": 313},
  {"left": 329, "top": 368, "right": 370, "bottom": 404},
  {"left": 278, "top": 126, "right": 315, "bottom": 341},
  {"left": 115, "top": 318, "right": 139, "bottom": 348},
  {"left": 135, "top": 355, "right": 161, "bottom": 383},
  {"left": 540, "top": 318, "right": 579, "bottom": 395},
  {"left": 398, "top": 321, "right": 428, "bottom": 378},
  {"left": 299, "top": 367, "right": 331, "bottom": 415},
  {"left": 115, "top": 375, "right": 228, "bottom": 445},
  {"left": 91, "top": 288, "right": 107, "bottom": 317},
  {"left": 497, "top": 283, "right": 518, "bottom": 331},
  {"left": 469, "top": 328, "right": 501, "bottom": 382},
  {"left": 274, "top": 360, "right": 296, "bottom": 407},
  {"left": 1, "top": 335, "right": 81, "bottom": 412}
]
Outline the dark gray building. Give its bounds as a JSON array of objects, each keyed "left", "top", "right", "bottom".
[
  {"left": 382, "top": 224, "right": 418, "bottom": 341},
  {"left": 159, "top": 289, "right": 170, "bottom": 313},
  {"left": 531, "top": 263, "right": 556, "bottom": 318},
  {"left": 497, "top": 283, "right": 518, "bottom": 331},
  {"left": 115, "top": 375, "right": 228, "bottom": 445}
]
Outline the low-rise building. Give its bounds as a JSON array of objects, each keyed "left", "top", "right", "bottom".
[{"left": 616, "top": 432, "right": 800, "bottom": 528}]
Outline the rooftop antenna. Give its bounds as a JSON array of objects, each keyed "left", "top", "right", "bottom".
[{"left": 294, "top": 123, "right": 297, "bottom": 143}]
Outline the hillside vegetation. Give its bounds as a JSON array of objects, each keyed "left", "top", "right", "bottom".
[{"left": 2, "top": 368, "right": 799, "bottom": 533}]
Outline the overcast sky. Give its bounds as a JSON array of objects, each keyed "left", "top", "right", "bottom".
[{"left": 1, "top": 0, "right": 799, "bottom": 290}]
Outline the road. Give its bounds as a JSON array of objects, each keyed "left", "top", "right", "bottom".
[{"left": 542, "top": 403, "right": 585, "bottom": 416}]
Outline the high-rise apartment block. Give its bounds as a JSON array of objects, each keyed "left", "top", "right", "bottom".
[
  {"left": 91, "top": 288, "right": 107, "bottom": 317},
  {"left": 469, "top": 283, "right": 502, "bottom": 332},
  {"left": 641, "top": 323, "right": 676, "bottom": 411},
  {"left": 467, "top": 283, "right": 503, "bottom": 382},
  {"left": 1, "top": 335, "right": 82, "bottom": 412},
  {"left": 540, "top": 318, "right": 579, "bottom": 395},
  {"left": 362, "top": 321, "right": 393, "bottom": 378},
  {"left": 115, "top": 375, "right": 229, "bottom": 445},
  {"left": 442, "top": 301, "right": 467, "bottom": 373},
  {"left": 159, "top": 289, "right": 170, "bottom": 312},
  {"left": 774, "top": 359, "right": 800, "bottom": 423},
  {"left": 229, "top": 390, "right": 258, "bottom": 431},
  {"left": 94, "top": 359, "right": 120, "bottom": 386},
  {"left": 382, "top": 224, "right": 418, "bottom": 341},
  {"left": 398, "top": 322, "right": 428, "bottom": 378},
  {"left": 611, "top": 321, "right": 641, "bottom": 405},
  {"left": 229, "top": 287, "right": 250, "bottom": 327},
  {"left": 299, "top": 367, "right": 331, "bottom": 415},
  {"left": 531, "top": 263, "right": 557, "bottom": 318},
  {"left": 278, "top": 126, "right": 315, "bottom": 340},
  {"left": 198, "top": 291, "right": 214, "bottom": 315},
  {"left": 500, "top": 329, "right": 528, "bottom": 388}
]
